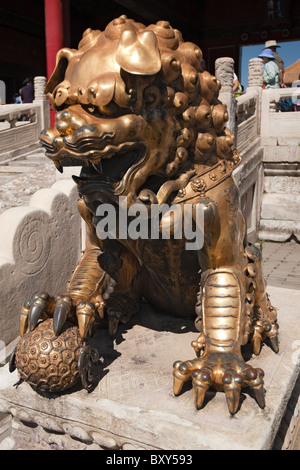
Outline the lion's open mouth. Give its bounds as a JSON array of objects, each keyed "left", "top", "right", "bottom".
[
  {"left": 40, "top": 124, "right": 148, "bottom": 197},
  {"left": 41, "top": 121, "right": 148, "bottom": 176},
  {"left": 78, "top": 146, "right": 146, "bottom": 184},
  {"left": 70, "top": 145, "right": 148, "bottom": 207}
]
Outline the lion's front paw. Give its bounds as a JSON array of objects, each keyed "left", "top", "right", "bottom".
[
  {"left": 20, "top": 291, "right": 101, "bottom": 339},
  {"left": 173, "top": 351, "right": 265, "bottom": 415}
]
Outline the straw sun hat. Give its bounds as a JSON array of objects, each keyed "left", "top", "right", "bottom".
[{"left": 264, "top": 40, "right": 281, "bottom": 48}]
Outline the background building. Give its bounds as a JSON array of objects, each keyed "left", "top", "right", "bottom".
[{"left": 1, "top": 0, "right": 300, "bottom": 102}]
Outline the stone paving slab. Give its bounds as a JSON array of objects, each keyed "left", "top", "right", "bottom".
[
  {"left": 262, "top": 241, "right": 300, "bottom": 290},
  {"left": 0, "top": 150, "right": 57, "bottom": 213},
  {"left": 0, "top": 167, "right": 32, "bottom": 173},
  {"left": 0, "top": 285, "right": 299, "bottom": 450}
]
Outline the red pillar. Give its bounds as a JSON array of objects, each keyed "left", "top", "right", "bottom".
[
  {"left": 44, "top": 0, "right": 63, "bottom": 79},
  {"left": 44, "top": 0, "right": 64, "bottom": 125}
]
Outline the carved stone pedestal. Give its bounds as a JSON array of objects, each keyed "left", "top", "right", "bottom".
[
  {"left": 259, "top": 139, "right": 300, "bottom": 242},
  {"left": 0, "top": 285, "right": 300, "bottom": 450}
]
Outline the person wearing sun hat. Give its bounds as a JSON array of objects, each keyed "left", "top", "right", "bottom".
[
  {"left": 258, "top": 48, "right": 280, "bottom": 89},
  {"left": 264, "top": 40, "right": 286, "bottom": 87}
]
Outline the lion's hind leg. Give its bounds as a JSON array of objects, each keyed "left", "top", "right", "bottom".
[{"left": 244, "top": 243, "right": 279, "bottom": 355}]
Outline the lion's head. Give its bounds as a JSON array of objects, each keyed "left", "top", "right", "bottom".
[{"left": 41, "top": 16, "right": 234, "bottom": 204}]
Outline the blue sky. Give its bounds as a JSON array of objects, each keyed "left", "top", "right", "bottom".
[{"left": 240, "top": 40, "right": 300, "bottom": 88}]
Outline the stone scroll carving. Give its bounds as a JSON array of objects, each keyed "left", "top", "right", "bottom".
[{"left": 0, "top": 180, "right": 81, "bottom": 347}]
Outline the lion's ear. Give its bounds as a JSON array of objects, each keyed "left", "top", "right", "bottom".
[
  {"left": 44, "top": 48, "right": 77, "bottom": 94},
  {"left": 116, "top": 29, "right": 161, "bottom": 76}
]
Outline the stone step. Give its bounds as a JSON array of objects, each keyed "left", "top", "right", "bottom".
[
  {"left": 0, "top": 166, "right": 38, "bottom": 173},
  {"left": 0, "top": 175, "right": 18, "bottom": 184},
  {"left": 0, "top": 146, "right": 56, "bottom": 212},
  {"left": 8, "top": 160, "right": 44, "bottom": 167},
  {"left": 0, "top": 150, "right": 47, "bottom": 169},
  {"left": 26, "top": 152, "right": 48, "bottom": 161}
]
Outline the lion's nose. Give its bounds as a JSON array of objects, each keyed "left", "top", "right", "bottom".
[{"left": 55, "top": 109, "right": 87, "bottom": 135}]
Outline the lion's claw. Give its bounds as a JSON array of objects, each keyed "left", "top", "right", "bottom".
[
  {"left": 222, "top": 370, "right": 243, "bottom": 415},
  {"left": 252, "top": 320, "right": 279, "bottom": 355},
  {"left": 53, "top": 295, "right": 72, "bottom": 335},
  {"left": 20, "top": 291, "right": 98, "bottom": 339},
  {"left": 20, "top": 299, "right": 31, "bottom": 336},
  {"left": 20, "top": 291, "right": 56, "bottom": 336},
  {"left": 27, "top": 292, "right": 53, "bottom": 332},
  {"left": 76, "top": 301, "right": 96, "bottom": 338},
  {"left": 192, "top": 367, "right": 213, "bottom": 410},
  {"left": 173, "top": 353, "right": 265, "bottom": 415}
]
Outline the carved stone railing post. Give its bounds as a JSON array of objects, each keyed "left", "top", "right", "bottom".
[
  {"left": 247, "top": 58, "right": 264, "bottom": 134},
  {"left": 33, "top": 76, "right": 50, "bottom": 130},
  {"left": 34, "top": 76, "right": 48, "bottom": 102},
  {"left": 248, "top": 58, "right": 264, "bottom": 88},
  {"left": 215, "top": 57, "right": 236, "bottom": 138},
  {"left": 0, "top": 80, "right": 6, "bottom": 105}
]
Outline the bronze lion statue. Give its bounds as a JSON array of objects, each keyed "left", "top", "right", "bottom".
[{"left": 12, "top": 16, "right": 279, "bottom": 414}]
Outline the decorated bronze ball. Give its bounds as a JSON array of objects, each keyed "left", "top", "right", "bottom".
[{"left": 15, "top": 318, "right": 83, "bottom": 393}]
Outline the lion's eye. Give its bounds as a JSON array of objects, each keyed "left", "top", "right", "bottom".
[
  {"left": 85, "top": 101, "right": 121, "bottom": 118},
  {"left": 86, "top": 105, "right": 95, "bottom": 114}
]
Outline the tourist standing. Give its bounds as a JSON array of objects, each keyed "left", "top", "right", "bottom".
[
  {"left": 264, "top": 40, "right": 286, "bottom": 87},
  {"left": 233, "top": 73, "right": 243, "bottom": 97},
  {"left": 20, "top": 78, "right": 34, "bottom": 103},
  {"left": 258, "top": 48, "right": 280, "bottom": 89}
]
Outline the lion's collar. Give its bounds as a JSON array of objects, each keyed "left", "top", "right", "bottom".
[{"left": 173, "top": 150, "right": 241, "bottom": 203}]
